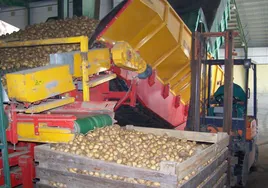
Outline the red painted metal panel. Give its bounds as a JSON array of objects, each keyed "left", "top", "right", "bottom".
[
  {"left": 19, "top": 155, "right": 34, "bottom": 188},
  {"left": 0, "top": 170, "right": 22, "bottom": 187},
  {"left": 0, "top": 144, "right": 34, "bottom": 187},
  {"left": 116, "top": 69, "right": 187, "bottom": 129}
]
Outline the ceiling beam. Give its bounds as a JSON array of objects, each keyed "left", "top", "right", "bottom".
[{"left": 236, "top": 1, "right": 268, "bottom": 6}]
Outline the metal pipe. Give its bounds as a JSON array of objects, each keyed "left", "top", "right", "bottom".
[
  {"left": 223, "top": 30, "right": 234, "bottom": 134},
  {"left": 202, "top": 31, "right": 239, "bottom": 38},
  {"left": 0, "top": 81, "right": 11, "bottom": 187},
  {"left": 201, "top": 46, "right": 207, "bottom": 124},
  {"left": 189, "top": 32, "right": 201, "bottom": 132},
  {"left": 253, "top": 64, "right": 257, "bottom": 119},
  {"left": 244, "top": 66, "right": 249, "bottom": 139},
  {"left": 207, "top": 64, "right": 212, "bottom": 115},
  {"left": 223, "top": 30, "right": 234, "bottom": 187}
]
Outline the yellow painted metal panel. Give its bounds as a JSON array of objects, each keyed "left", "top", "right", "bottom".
[
  {"left": 0, "top": 36, "right": 88, "bottom": 48},
  {"left": 211, "top": 65, "right": 224, "bottom": 94},
  {"left": 6, "top": 64, "right": 75, "bottom": 103},
  {"left": 24, "top": 97, "right": 75, "bottom": 113},
  {"left": 169, "top": 68, "right": 191, "bottom": 90},
  {"left": 111, "top": 42, "right": 147, "bottom": 73},
  {"left": 101, "top": 1, "right": 161, "bottom": 44},
  {"left": 155, "top": 47, "right": 189, "bottom": 84},
  {"left": 17, "top": 122, "right": 75, "bottom": 143},
  {"left": 138, "top": 26, "right": 178, "bottom": 67},
  {"left": 88, "top": 74, "right": 117, "bottom": 88},
  {"left": 131, "top": 16, "right": 164, "bottom": 49},
  {"left": 171, "top": 75, "right": 191, "bottom": 104},
  {"left": 73, "top": 48, "right": 111, "bottom": 77},
  {"left": 99, "top": 0, "right": 192, "bottom": 103}
]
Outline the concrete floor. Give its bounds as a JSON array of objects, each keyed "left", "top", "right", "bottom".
[{"left": 246, "top": 93, "right": 268, "bottom": 188}]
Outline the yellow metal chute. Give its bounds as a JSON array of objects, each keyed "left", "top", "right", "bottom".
[
  {"left": 98, "top": 0, "right": 192, "bottom": 104},
  {"left": 98, "top": 0, "right": 224, "bottom": 104}
]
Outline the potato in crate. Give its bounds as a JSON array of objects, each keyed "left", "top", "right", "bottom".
[{"left": 35, "top": 125, "right": 229, "bottom": 188}]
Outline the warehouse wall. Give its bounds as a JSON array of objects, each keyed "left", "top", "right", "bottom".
[
  {"left": 0, "top": 7, "right": 27, "bottom": 29},
  {"left": 219, "top": 48, "right": 268, "bottom": 93},
  {"left": 248, "top": 65, "right": 268, "bottom": 94},
  {"left": 0, "top": 0, "right": 115, "bottom": 29},
  {"left": 219, "top": 48, "right": 268, "bottom": 64},
  {"left": 29, "top": 0, "right": 58, "bottom": 25}
]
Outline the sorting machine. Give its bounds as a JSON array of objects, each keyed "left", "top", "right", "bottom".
[
  {"left": 0, "top": 37, "right": 150, "bottom": 187},
  {"left": 0, "top": 0, "right": 227, "bottom": 187}
]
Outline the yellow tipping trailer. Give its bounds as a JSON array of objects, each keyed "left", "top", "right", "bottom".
[{"left": 93, "top": 0, "right": 224, "bottom": 127}]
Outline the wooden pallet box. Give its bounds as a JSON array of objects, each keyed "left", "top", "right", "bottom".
[{"left": 35, "top": 125, "right": 229, "bottom": 188}]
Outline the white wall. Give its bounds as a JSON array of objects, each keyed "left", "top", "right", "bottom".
[
  {"left": 219, "top": 48, "right": 268, "bottom": 64},
  {"left": 0, "top": 0, "right": 74, "bottom": 29},
  {"left": 0, "top": 1, "right": 121, "bottom": 29},
  {"left": 0, "top": 7, "right": 27, "bottom": 29},
  {"left": 219, "top": 48, "right": 268, "bottom": 93},
  {"left": 29, "top": 0, "right": 57, "bottom": 25}
]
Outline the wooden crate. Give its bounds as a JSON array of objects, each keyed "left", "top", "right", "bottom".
[{"left": 35, "top": 125, "right": 229, "bottom": 188}]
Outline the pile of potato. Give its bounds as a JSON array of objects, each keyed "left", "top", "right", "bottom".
[
  {"left": 0, "top": 16, "right": 99, "bottom": 87},
  {"left": 0, "top": 16, "right": 99, "bottom": 41},
  {"left": 50, "top": 125, "right": 209, "bottom": 187}
]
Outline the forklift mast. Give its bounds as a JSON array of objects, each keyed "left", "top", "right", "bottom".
[{"left": 187, "top": 30, "right": 258, "bottom": 187}]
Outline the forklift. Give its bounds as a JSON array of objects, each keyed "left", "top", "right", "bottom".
[{"left": 187, "top": 30, "right": 258, "bottom": 187}]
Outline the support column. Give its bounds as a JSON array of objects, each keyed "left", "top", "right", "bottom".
[
  {"left": 73, "top": 0, "right": 96, "bottom": 19},
  {"left": 253, "top": 64, "right": 257, "bottom": 119},
  {"left": 26, "top": 0, "right": 31, "bottom": 25},
  {"left": 58, "top": 0, "right": 69, "bottom": 19},
  {"left": 188, "top": 32, "right": 202, "bottom": 132},
  {"left": 223, "top": 30, "right": 234, "bottom": 134}
]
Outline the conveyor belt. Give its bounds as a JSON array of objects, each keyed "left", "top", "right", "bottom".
[{"left": 110, "top": 78, "right": 173, "bottom": 129}]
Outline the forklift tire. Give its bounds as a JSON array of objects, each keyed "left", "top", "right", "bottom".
[
  {"left": 239, "top": 153, "right": 249, "bottom": 187},
  {"left": 252, "top": 144, "right": 259, "bottom": 168}
]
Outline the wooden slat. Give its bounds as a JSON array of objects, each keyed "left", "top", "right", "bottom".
[
  {"left": 216, "top": 133, "right": 229, "bottom": 152},
  {"left": 201, "top": 161, "right": 228, "bottom": 188},
  {"left": 36, "top": 180, "right": 52, "bottom": 188},
  {"left": 36, "top": 184, "right": 52, "bottom": 188},
  {"left": 176, "top": 144, "right": 218, "bottom": 181},
  {"left": 213, "top": 174, "right": 227, "bottom": 188},
  {"left": 180, "top": 148, "right": 228, "bottom": 188},
  {"left": 35, "top": 145, "right": 177, "bottom": 185},
  {"left": 160, "top": 162, "right": 177, "bottom": 188},
  {"left": 88, "top": 74, "right": 116, "bottom": 88},
  {"left": 126, "top": 125, "right": 218, "bottom": 143},
  {"left": 36, "top": 167, "right": 147, "bottom": 188}
]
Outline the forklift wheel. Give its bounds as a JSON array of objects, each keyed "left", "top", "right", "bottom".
[
  {"left": 252, "top": 144, "right": 259, "bottom": 168},
  {"left": 239, "top": 153, "right": 249, "bottom": 187}
]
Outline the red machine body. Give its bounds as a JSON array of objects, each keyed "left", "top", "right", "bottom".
[{"left": 111, "top": 68, "right": 188, "bottom": 129}]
